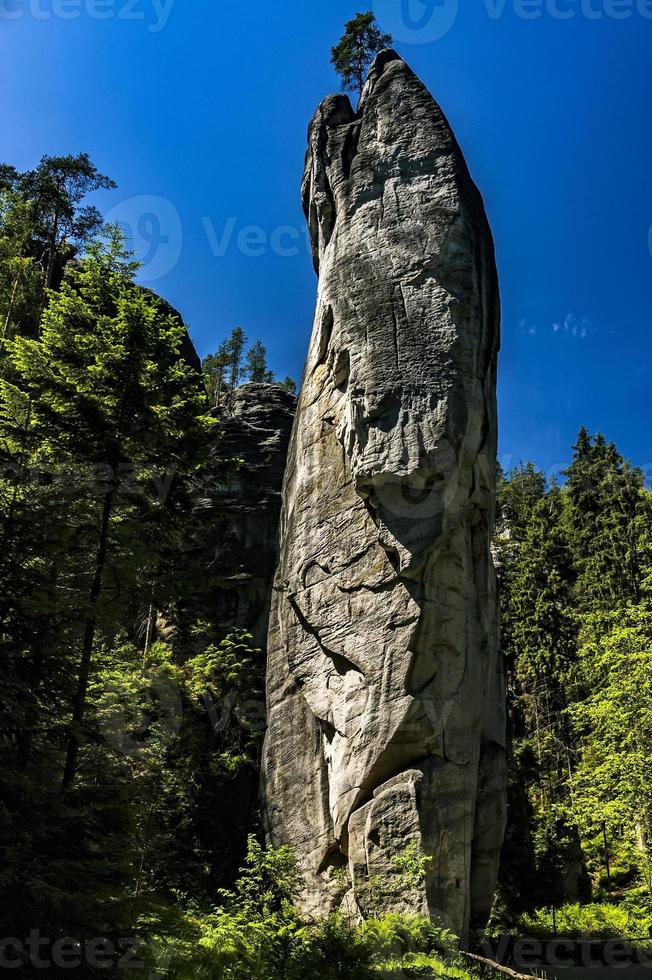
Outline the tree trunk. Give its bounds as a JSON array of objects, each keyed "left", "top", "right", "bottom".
[
  {"left": 45, "top": 208, "right": 60, "bottom": 290},
  {"left": 61, "top": 488, "right": 114, "bottom": 791},
  {"left": 142, "top": 582, "right": 156, "bottom": 668},
  {"left": 0, "top": 400, "right": 32, "bottom": 589},
  {"left": 2, "top": 271, "right": 22, "bottom": 340}
]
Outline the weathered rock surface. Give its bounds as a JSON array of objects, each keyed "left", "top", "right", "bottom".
[
  {"left": 195, "top": 383, "right": 297, "bottom": 647},
  {"left": 262, "top": 52, "right": 506, "bottom": 942}
]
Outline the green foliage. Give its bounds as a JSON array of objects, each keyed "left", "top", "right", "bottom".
[
  {"left": 185, "top": 628, "right": 265, "bottom": 773},
  {"left": 497, "top": 431, "right": 652, "bottom": 920},
  {"left": 0, "top": 189, "right": 45, "bottom": 340},
  {"left": 563, "top": 428, "right": 650, "bottom": 610},
  {"left": 202, "top": 347, "right": 230, "bottom": 407},
  {"left": 0, "top": 182, "right": 240, "bottom": 936},
  {"left": 141, "top": 841, "right": 471, "bottom": 979},
  {"left": 0, "top": 152, "right": 115, "bottom": 342},
  {"left": 0, "top": 150, "right": 453, "bottom": 974},
  {"left": 18, "top": 152, "right": 116, "bottom": 287},
  {"left": 518, "top": 900, "right": 652, "bottom": 940},
  {"left": 246, "top": 339, "right": 274, "bottom": 383},
  {"left": 391, "top": 840, "right": 434, "bottom": 889},
  {"left": 280, "top": 375, "right": 297, "bottom": 393},
  {"left": 569, "top": 606, "right": 652, "bottom": 890},
  {"left": 202, "top": 330, "right": 292, "bottom": 405},
  {"left": 0, "top": 226, "right": 212, "bottom": 788},
  {"left": 331, "top": 12, "right": 393, "bottom": 99}
]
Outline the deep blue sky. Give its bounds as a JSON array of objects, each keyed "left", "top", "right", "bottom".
[{"left": 1, "top": 0, "right": 650, "bottom": 478}]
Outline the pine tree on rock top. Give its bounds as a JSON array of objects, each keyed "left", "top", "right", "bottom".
[
  {"left": 331, "top": 12, "right": 393, "bottom": 100},
  {"left": 245, "top": 339, "right": 274, "bottom": 384}
]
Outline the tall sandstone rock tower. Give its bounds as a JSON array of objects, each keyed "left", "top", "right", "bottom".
[{"left": 262, "top": 52, "right": 506, "bottom": 942}]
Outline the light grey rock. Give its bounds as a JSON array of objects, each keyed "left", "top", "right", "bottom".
[{"left": 261, "top": 51, "right": 505, "bottom": 943}]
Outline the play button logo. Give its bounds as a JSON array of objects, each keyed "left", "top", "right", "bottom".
[{"left": 374, "top": 0, "right": 459, "bottom": 42}]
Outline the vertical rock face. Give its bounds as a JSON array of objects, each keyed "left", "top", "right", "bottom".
[
  {"left": 262, "top": 52, "right": 506, "bottom": 941},
  {"left": 197, "top": 383, "right": 297, "bottom": 648}
]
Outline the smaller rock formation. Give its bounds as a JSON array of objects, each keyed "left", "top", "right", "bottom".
[{"left": 197, "top": 383, "right": 298, "bottom": 647}]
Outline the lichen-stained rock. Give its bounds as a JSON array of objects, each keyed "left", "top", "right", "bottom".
[{"left": 261, "top": 51, "right": 506, "bottom": 943}]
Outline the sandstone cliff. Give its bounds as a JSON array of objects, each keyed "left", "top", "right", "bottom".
[
  {"left": 262, "top": 51, "right": 506, "bottom": 942},
  {"left": 194, "top": 383, "right": 297, "bottom": 647}
]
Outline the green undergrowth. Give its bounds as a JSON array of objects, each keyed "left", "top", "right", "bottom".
[
  {"left": 516, "top": 899, "right": 652, "bottom": 941},
  {"left": 135, "top": 838, "right": 477, "bottom": 979},
  {"left": 140, "top": 908, "right": 476, "bottom": 979}
]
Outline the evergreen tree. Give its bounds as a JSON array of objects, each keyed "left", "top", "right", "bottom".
[
  {"left": 202, "top": 326, "right": 249, "bottom": 406},
  {"left": 497, "top": 471, "right": 585, "bottom": 910},
  {"left": 570, "top": 605, "right": 652, "bottom": 892},
  {"left": 1, "top": 228, "right": 211, "bottom": 789},
  {"left": 203, "top": 347, "right": 230, "bottom": 407},
  {"left": 496, "top": 462, "right": 547, "bottom": 544},
  {"left": 245, "top": 339, "right": 274, "bottom": 383},
  {"left": 226, "top": 326, "right": 248, "bottom": 392},
  {"left": 0, "top": 164, "right": 19, "bottom": 192},
  {"left": 18, "top": 153, "right": 116, "bottom": 288},
  {"left": 0, "top": 189, "right": 44, "bottom": 341},
  {"left": 280, "top": 375, "right": 297, "bottom": 394},
  {"left": 331, "top": 12, "right": 393, "bottom": 100},
  {"left": 563, "top": 428, "right": 648, "bottom": 610},
  {"left": 0, "top": 153, "right": 114, "bottom": 340}
]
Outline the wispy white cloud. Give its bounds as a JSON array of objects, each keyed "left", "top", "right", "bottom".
[
  {"left": 518, "top": 317, "right": 537, "bottom": 337},
  {"left": 517, "top": 314, "right": 593, "bottom": 340},
  {"left": 553, "top": 313, "right": 593, "bottom": 340}
]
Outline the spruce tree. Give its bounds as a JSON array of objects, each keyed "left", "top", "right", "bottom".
[
  {"left": 280, "top": 376, "right": 297, "bottom": 394},
  {"left": 202, "top": 327, "right": 249, "bottom": 406},
  {"left": 564, "top": 429, "right": 648, "bottom": 610},
  {"left": 570, "top": 605, "right": 652, "bottom": 892},
  {"left": 202, "top": 347, "right": 230, "bottom": 407},
  {"left": 1, "top": 228, "right": 211, "bottom": 789},
  {"left": 245, "top": 339, "right": 274, "bottom": 383}
]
